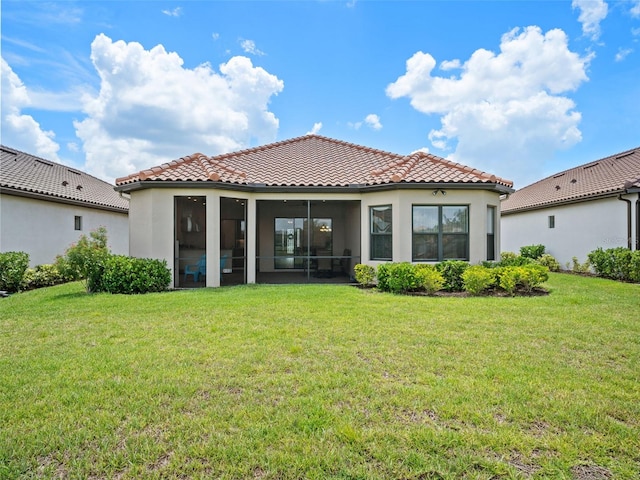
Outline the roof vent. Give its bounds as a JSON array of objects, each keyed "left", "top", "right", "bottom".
[
  {"left": 35, "top": 159, "right": 53, "bottom": 167},
  {"left": 583, "top": 163, "right": 598, "bottom": 170},
  {"left": 615, "top": 151, "right": 635, "bottom": 160},
  {"left": 62, "top": 181, "right": 68, "bottom": 186},
  {"left": 76, "top": 185, "right": 83, "bottom": 191},
  {"left": 570, "top": 178, "right": 577, "bottom": 184},
  {"left": 68, "top": 169, "right": 81, "bottom": 175},
  {"left": 553, "top": 173, "right": 565, "bottom": 178},
  {"left": 555, "top": 185, "right": 561, "bottom": 190}
]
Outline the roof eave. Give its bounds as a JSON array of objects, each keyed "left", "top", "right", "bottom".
[
  {"left": 501, "top": 189, "right": 627, "bottom": 215},
  {"left": 114, "top": 179, "right": 514, "bottom": 194},
  {"left": 0, "top": 186, "right": 129, "bottom": 214}
]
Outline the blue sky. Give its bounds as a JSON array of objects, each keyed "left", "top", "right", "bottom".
[{"left": 2, "top": 0, "right": 639, "bottom": 188}]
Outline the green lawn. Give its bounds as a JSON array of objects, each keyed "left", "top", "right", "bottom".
[{"left": 1, "top": 273, "right": 639, "bottom": 479}]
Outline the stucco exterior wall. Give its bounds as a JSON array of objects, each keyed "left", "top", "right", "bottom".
[
  {"left": 501, "top": 195, "right": 637, "bottom": 267},
  {"left": 0, "top": 193, "right": 128, "bottom": 266},
  {"left": 361, "top": 188, "right": 502, "bottom": 266},
  {"left": 126, "top": 186, "right": 505, "bottom": 287}
]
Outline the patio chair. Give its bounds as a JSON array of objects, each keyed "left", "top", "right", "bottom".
[{"left": 184, "top": 254, "right": 206, "bottom": 283}]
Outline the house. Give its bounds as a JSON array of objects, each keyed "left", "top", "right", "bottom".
[
  {"left": 501, "top": 147, "right": 640, "bottom": 267},
  {"left": 0, "top": 145, "right": 129, "bottom": 266},
  {"left": 114, "top": 134, "right": 514, "bottom": 287}
]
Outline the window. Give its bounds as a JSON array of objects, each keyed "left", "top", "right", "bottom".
[
  {"left": 412, "top": 205, "right": 468, "bottom": 261},
  {"left": 74, "top": 216, "right": 82, "bottom": 231},
  {"left": 548, "top": 215, "right": 555, "bottom": 229},
  {"left": 487, "top": 206, "right": 496, "bottom": 261},
  {"left": 370, "top": 205, "right": 392, "bottom": 260}
]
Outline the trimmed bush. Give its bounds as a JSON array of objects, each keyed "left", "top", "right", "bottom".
[
  {"left": 588, "top": 247, "right": 640, "bottom": 282},
  {"left": 24, "top": 264, "right": 65, "bottom": 289},
  {"left": 497, "top": 252, "right": 533, "bottom": 267},
  {"left": 354, "top": 264, "right": 376, "bottom": 287},
  {"left": 518, "top": 264, "right": 549, "bottom": 293},
  {"left": 381, "top": 263, "right": 420, "bottom": 294},
  {"left": 630, "top": 251, "right": 640, "bottom": 283},
  {"left": 0, "top": 251, "right": 30, "bottom": 293},
  {"left": 520, "top": 244, "right": 545, "bottom": 260},
  {"left": 414, "top": 264, "right": 444, "bottom": 295},
  {"left": 376, "top": 263, "right": 392, "bottom": 292},
  {"left": 97, "top": 255, "right": 171, "bottom": 294},
  {"left": 536, "top": 253, "right": 560, "bottom": 272},
  {"left": 494, "top": 264, "right": 549, "bottom": 295},
  {"left": 436, "top": 260, "right": 469, "bottom": 292},
  {"left": 462, "top": 265, "right": 496, "bottom": 296}
]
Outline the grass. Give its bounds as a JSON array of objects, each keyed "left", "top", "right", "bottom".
[{"left": 1, "top": 273, "right": 639, "bottom": 479}]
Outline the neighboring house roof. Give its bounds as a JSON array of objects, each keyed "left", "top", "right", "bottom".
[
  {"left": 0, "top": 145, "right": 129, "bottom": 213},
  {"left": 501, "top": 147, "right": 640, "bottom": 214},
  {"left": 115, "top": 134, "right": 513, "bottom": 192}
]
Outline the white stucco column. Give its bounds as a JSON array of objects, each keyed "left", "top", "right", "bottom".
[
  {"left": 206, "top": 192, "right": 221, "bottom": 287},
  {"left": 246, "top": 197, "right": 257, "bottom": 284}
]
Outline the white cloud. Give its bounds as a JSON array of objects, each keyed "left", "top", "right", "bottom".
[
  {"left": 240, "top": 39, "right": 265, "bottom": 56},
  {"left": 615, "top": 47, "right": 633, "bottom": 61},
  {"left": 572, "top": 0, "right": 608, "bottom": 41},
  {"left": 440, "top": 59, "right": 461, "bottom": 71},
  {"left": 364, "top": 114, "right": 383, "bottom": 130},
  {"left": 386, "top": 26, "right": 591, "bottom": 187},
  {"left": 307, "top": 122, "right": 323, "bottom": 135},
  {"left": 631, "top": 0, "right": 640, "bottom": 18},
  {"left": 212, "top": 33, "right": 220, "bottom": 41},
  {"left": 74, "top": 34, "right": 284, "bottom": 182},
  {"left": 349, "top": 114, "right": 383, "bottom": 131},
  {"left": 1, "top": 58, "right": 61, "bottom": 160},
  {"left": 161, "top": 7, "right": 182, "bottom": 17}
]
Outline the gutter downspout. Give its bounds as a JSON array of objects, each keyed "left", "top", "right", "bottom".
[
  {"left": 618, "top": 194, "right": 632, "bottom": 250},
  {"left": 636, "top": 193, "right": 640, "bottom": 250}
]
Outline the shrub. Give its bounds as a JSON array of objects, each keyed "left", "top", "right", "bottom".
[
  {"left": 436, "top": 260, "right": 469, "bottom": 292},
  {"left": 518, "top": 264, "right": 549, "bottom": 293},
  {"left": 494, "top": 264, "right": 549, "bottom": 295},
  {"left": 376, "top": 263, "right": 392, "bottom": 292},
  {"left": 497, "top": 252, "right": 533, "bottom": 267},
  {"left": 520, "top": 244, "right": 546, "bottom": 260},
  {"left": 98, "top": 255, "right": 171, "bottom": 294},
  {"left": 536, "top": 253, "right": 560, "bottom": 272},
  {"left": 588, "top": 247, "right": 639, "bottom": 282},
  {"left": 0, "top": 251, "right": 30, "bottom": 293},
  {"left": 24, "top": 264, "right": 65, "bottom": 289},
  {"left": 379, "top": 263, "right": 420, "bottom": 294},
  {"left": 630, "top": 251, "right": 640, "bottom": 283},
  {"left": 495, "top": 267, "right": 520, "bottom": 295},
  {"left": 462, "top": 265, "right": 496, "bottom": 296},
  {"left": 414, "top": 264, "right": 444, "bottom": 295},
  {"left": 354, "top": 264, "right": 376, "bottom": 287},
  {"left": 55, "top": 227, "right": 110, "bottom": 292},
  {"left": 568, "top": 256, "right": 591, "bottom": 274}
]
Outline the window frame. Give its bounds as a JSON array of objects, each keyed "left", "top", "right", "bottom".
[
  {"left": 487, "top": 206, "right": 496, "bottom": 261},
  {"left": 74, "top": 215, "right": 82, "bottom": 231},
  {"left": 412, "top": 204, "right": 469, "bottom": 262},
  {"left": 548, "top": 215, "right": 555, "bottom": 229},
  {"left": 370, "top": 205, "right": 392, "bottom": 261}
]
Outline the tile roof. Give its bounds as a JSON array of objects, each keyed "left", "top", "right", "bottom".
[
  {"left": 1, "top": 146, "right": 129, "bottom": 212},
  {"left": 501, "top": 147, "right": 640, "bottom": 214},
  {"left": 115, "top": 134, "right": 513, "bottom": 190}
]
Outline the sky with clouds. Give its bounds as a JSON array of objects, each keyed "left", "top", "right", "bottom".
[{"left": 1, "top": 0, "right": 639, "bottom": 187}]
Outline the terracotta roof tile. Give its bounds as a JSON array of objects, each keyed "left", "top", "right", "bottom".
[
  {"left": 501, "top": 147, "right": 640, "bottom": 213},
  {"left": 116, "top": 135, "right": 512, "bottom": 190},
  {"left": 1, "top": 145, "right": 129, "bottom": 212}
]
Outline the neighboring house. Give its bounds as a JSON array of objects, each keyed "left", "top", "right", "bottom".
[
  {"left": 0, "top": 145, "right": 129, "bottom": 267},
  {"left": 501, "top": 147, "right": 640, "bottom": 267},
  {"left": 115, "top": 134, "right": 513, "bottom": 288}
]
